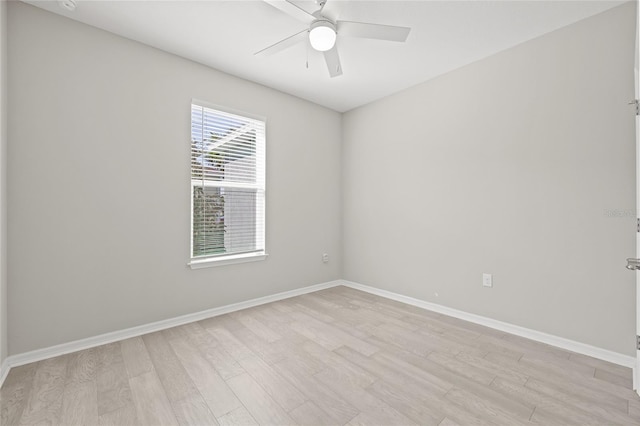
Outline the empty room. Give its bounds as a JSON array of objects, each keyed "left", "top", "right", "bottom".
[{"left": 0, "top": 0, "right": 639, "bottom": 424}]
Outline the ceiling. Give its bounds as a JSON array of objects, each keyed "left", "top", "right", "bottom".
[{"left": 25, "top": 0, "right": 624, "bottom": 112}]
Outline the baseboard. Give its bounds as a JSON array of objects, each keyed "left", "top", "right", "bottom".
[
  {"left": 340, "top": 280, "right": 636, "bottom": 370},
  {"left": 2, "top": 277, "right": 634, "bottom": 389},
  {"left": 0, "top": 357, "right": 9, "bottom": 388},
  {"left": 3, "top": 279, "right": 343, "bottom": 373}
]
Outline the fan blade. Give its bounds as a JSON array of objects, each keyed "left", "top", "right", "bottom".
[
  {"left": 263, "top": 0, "right": 315, "bottom": 24},
  {"left": 255, "top": 29, "right": 308, "bottom": 56},
  {"left": 336, "top": 21, "right": 410, "bottom": 42},
  {"left": 319, "top": 0, "right": 340, "bottom": 22},
  {"left": 323, "top": 46, "right": 343, "bottom": 78}
]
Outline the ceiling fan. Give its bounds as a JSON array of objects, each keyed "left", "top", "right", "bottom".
[{"left": 255, "top": 0, "right": 411, "bottom": 78}]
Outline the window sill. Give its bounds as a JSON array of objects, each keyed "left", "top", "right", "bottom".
[{"left": 188, "top": 252, "right": 268, "bottom": 269}]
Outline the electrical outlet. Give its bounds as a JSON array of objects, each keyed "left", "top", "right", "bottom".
[
  {"left": 322, "top": 253, "right": 329, "bottom": 263},
  {"left": 483, "top": 273, "right": 493, "bottom": 288}
]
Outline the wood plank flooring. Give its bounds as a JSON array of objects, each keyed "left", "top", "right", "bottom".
[{"left": 1, "top": 286, "right": 639, "bottom": 425}]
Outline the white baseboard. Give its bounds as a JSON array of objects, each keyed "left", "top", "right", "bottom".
[
  {"left": 1, "top": 278, "right": 634, "bottom": 389},
  {"left": 341, "top": 280, "right": 636, "bottom": 369},
  {"left": 0, "top": 357, "right": 9, "bottom": 387},
  {"left": 1, "top": 279, "right": 343, "bottom": 383}
]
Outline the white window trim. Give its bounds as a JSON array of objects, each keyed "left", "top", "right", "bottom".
[
  {"left": 187, "top": 252, "right": 268, "bottom": 269},
  {"left": 189, "top": 100, "right": 267, "bottom": 269},
  {"left": 192, "top": 99, "right": 267, "bottom": 123}
]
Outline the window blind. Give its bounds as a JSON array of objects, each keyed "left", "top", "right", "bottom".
[{"left": 190, "top": 103, "right": 266, "bottom": 260}]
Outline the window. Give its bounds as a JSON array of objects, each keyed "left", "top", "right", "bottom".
[{"left": 189, "top": 102, "right": 266, "bottom": 268}]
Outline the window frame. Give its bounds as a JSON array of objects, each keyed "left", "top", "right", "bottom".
[{"left": 187, "top": 100, "right": 267, "bottom": 269}]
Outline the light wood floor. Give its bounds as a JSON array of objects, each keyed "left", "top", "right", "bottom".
[{"left": 1, "top": 286, "right": 639, "bottom": 425}]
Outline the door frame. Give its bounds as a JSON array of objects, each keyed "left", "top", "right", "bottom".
[{"left": 635, "top": 0, "right": 639, "bottom": 396}]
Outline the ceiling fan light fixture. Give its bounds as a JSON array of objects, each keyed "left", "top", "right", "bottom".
[{"left": 309, "top": 20, "right": 336, "bottom": 52}]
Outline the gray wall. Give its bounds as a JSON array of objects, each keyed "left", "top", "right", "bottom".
[
  {"left": 1, "top": 0, "right": 7, "bottom": 365},
  {"left": 6, "top": 0, "right": 637, "bottom": 359},
  {"left": 343, "top": 2, "right": 637, "bottom": 356},
  {"left": 8, "top": 2, "right": 342, "bottom": 355}
]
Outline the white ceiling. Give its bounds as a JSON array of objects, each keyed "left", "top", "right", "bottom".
[{"left": 25, "top": 0, "right": 624, "bottom": 112}]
